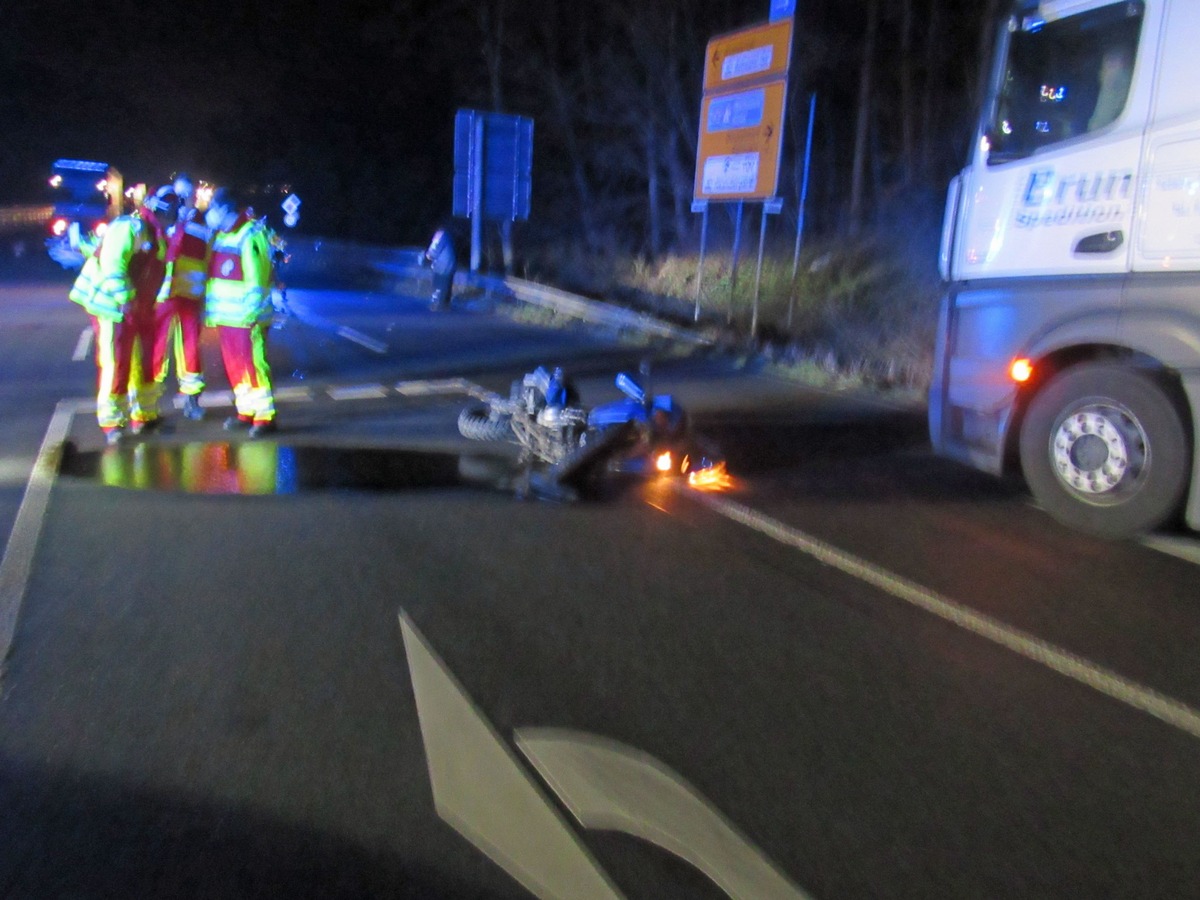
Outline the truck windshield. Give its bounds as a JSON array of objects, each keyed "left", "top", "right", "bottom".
[{"left": 986, "top": 1, "right": 1143, "bottom": 164}]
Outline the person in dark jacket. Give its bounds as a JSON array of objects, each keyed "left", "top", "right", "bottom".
[{"left": 423, "top": 222, "right": 458, "bottom": 311}]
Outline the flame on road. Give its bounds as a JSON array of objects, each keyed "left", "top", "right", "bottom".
[{"left": 687, "top": 460, "right": 733, "bottom": 492}]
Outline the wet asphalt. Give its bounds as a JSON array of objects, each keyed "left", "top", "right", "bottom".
[{"left": 2, "top": 263, "right": 1199, "bottom": 899}]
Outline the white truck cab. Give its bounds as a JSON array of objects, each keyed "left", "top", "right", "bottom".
[{"left": 932, "top": 0, "right": 1200, "bottom": 537}]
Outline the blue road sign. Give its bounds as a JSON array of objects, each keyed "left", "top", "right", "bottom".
[
  {"left": 453, "top": 110, "right": 534, "bottom": 221},
  {"left": 770, "top": 0, "right": 795, "bottom": 21}
]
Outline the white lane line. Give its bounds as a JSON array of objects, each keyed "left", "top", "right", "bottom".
[
  {"left": 685, "top": 490, "right": 1200, "bottom": 741},
  {"left": 328, "top": 384, "right": 388, "bottom": 401},
  {"left": 71, "top": 327, "right": 92, "bottom": 362},
  {"left": 0, "top": 400, "right": 79, "bottom": 670},
  {"left": 334, "top": 325, "right": 388, "bottom": 354},
  {"left": 1141, "top": 535, "right": 1200, "bottom": 567}
]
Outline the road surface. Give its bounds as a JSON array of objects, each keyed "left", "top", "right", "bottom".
[{"left": 2, "top": 256, "right": 1199, "bottom": 899}]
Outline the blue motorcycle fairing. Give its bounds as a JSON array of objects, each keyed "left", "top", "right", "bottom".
[
  {"left": 588, "top": 398, "right": 649, "bottom": 429},
  {"left": 586, "top": 393, "right": 683, "bottom": 429}
]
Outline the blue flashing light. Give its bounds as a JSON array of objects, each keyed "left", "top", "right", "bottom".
[{"left": 53, "top": 159, "right": 110, "bottom": 173}]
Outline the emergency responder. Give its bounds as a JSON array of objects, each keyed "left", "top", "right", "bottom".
[
  {"left": 68, "top": 186, "right": 179, "bottom": 443},
  {"left": 423, "top": 221, "right": 457, "bottom": 311},
  {"left": 204, "top": 187, "right": 277, "bottom": 437},
  {"left": 152, "top": 173, "right": 211, "bottom": 420}
]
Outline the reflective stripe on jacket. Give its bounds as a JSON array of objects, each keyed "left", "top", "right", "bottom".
[
  {"left": 158, "top": 216, "right": 212, "bottom": 303},
  {"left": 205, "top": 215, "right": 274, "bottom": 327},
  {"left": 68, "top": 216, "right": 166, "bottom": 322}
]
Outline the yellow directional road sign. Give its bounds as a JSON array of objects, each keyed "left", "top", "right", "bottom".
[
  {"left": 702, "top": 18, "right": 793, "bottom": 94},
  {"left": 695, "top": 79, "right": 787, "bottom": 201}
]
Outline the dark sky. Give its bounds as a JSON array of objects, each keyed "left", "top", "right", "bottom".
[
  {"left": 2, "top": 1, "right": 989, "bottom": 246},
  {"left": 2, "top": 0, "right": 459, "bottom": 238}
]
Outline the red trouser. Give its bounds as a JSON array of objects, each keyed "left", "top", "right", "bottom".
[
  {"left": 152, "top": 296, "right": 205, "bottom": 395},
  {"left": 217, "top": 323, "right": 275, "bottom": 424},
  {"left": 92, "top": 307, "right": 156, "bottom": 429}
]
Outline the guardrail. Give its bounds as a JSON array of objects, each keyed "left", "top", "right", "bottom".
[
  {"left": 466, "top": 272, "right": 713, "bottom": 346},
  {"left": 279, "top": 235, "right": 713, "bottom": 347}
]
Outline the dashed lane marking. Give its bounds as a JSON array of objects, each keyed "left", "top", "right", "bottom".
[
  {"left": 327, "top": 384, "right": 390, "bottom": 401},
  {"left": 683, "top": 489, "right": 1200, "bottom": 741},
  {"left": 271, "top": 385, "right": 314, "bottom": 402},
  {"left": 197, "top": 390, "right": 234, "bottom": 408},
  {"left": 394, "top": 377, "right": 480, "bottom": 397}
]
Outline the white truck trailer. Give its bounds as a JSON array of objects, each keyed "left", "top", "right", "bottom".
[{"left": 931, "top": 0, "right": 1200, "bottom": 537}]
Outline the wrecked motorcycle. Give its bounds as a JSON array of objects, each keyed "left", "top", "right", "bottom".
[{"left": 457, "top": 365, "right": 725, "bottom": 499}]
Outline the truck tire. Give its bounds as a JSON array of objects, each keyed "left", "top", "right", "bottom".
[
  {"left": 457, "top": 405, "right": 513, "bottom": 442},
  {"left": 1019, "top": 363, "right": 1189, "bottom": 538}
]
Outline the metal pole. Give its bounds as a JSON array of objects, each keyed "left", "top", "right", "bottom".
[
  {"left": 471, "top": 115, "right": 484, "bottom": 272},
  {"left": 694, "top": 202, "right": 709, "bottom": 322},
  {"left": 752, "top": 202, "right": 769, "bottom": 338},
  {"left": 728, "top": 200, "right": 744, "bottom": 325},
  {"left": 789, "top": 91, "right": 817, "bottom": 329}
]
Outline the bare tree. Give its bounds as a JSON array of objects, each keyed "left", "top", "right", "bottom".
[{"left": 848, "top": 0, "right": 880, "bottom": 233}]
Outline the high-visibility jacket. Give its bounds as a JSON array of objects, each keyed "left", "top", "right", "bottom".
[
  {"left": 158, "top": 210, "right": 211, "bottom": 303},
  {"left": 68, "top": 214, "right": 168, "bottom": 322},
  {"left": 205, "top": 214, "right": 274, "bottom": 328}
]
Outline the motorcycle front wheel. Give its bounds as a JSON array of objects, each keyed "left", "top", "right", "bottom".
[{"left": 457, "top": 405, "right": 514, "bottom": 442}]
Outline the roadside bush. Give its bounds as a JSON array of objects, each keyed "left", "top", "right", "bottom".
[
  {"left": 621, "top": 236, "right": 940, "bottom": 393},
  {"left": 513, "top": 231, "right": 940, "bottom": 395}
]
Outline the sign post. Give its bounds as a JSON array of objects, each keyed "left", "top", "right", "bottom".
[
  {"left": 693, "top": 13, "right": 793, "bottom": 327},
  {"left": 789, "top": 91, "right": 817, "bottom": 328},
  {"left": 692, "top": 200, "right": 709, "bottom": 322}
]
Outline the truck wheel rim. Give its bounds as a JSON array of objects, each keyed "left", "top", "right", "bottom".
[{"left": 1051, "top": 405, "right": 1147, "bottom": 497}]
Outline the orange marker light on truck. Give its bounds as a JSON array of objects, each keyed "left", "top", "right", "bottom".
[{"left": 1010, "top": 358, "right": 1034, "bottom": 383}]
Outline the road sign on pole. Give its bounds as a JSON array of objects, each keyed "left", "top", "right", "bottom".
[
  {"left": 452, "top": 110, "right": 534, "bottom": 223},
  {"left": 694, "top": 17, "right": 792, "bottom": 203},
  {"left": 701, "top": 18, "right": 792, "bottom": 94}
]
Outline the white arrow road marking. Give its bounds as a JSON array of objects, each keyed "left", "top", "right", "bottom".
[
  {"left": 515, "top": 729, "right": 812, "bottom": 900},
  {"left": 71, "top": 326, "right": 93, "bottom": 362},
  {"left": 685, "top": 490, "right": 1200, "bottom": 741},
  {"left": 1141, "top": 534, "right": 1200, "bottom": 567},
  {"left": 398, "top": 611, "right": 625, "bottom": 900}
]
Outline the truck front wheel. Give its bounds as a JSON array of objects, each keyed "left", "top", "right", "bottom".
[{"left": 1019, "top": 364, "right": 1189, "bottom": 538}]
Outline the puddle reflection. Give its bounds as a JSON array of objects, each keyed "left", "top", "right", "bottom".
[{"left": 61, "top": 442, "right": 505, "bottom": 495}]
